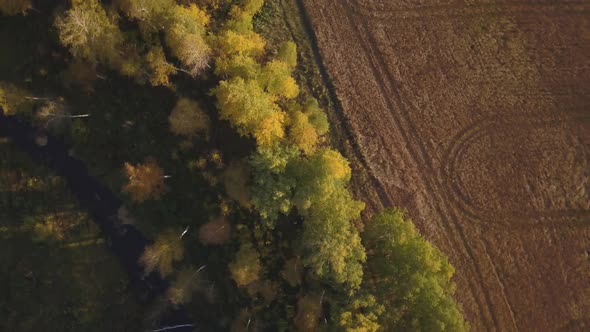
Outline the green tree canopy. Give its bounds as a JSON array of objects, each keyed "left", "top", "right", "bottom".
[
  {"left": 363, "top": 208, "right": 468, "bottom": 331},
  {"left": 249, "top": 143, "right": 298, "bottom": 223}
]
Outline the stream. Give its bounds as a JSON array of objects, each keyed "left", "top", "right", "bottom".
[{"left": 0, "top": 109, "right": 195, "bottom": 331}]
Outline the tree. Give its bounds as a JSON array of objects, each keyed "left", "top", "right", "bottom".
[
  {"left": 213, "top": 77, "right": 284, "bottom": 144},
  {"left": 215, "top": 54, "right": 261, "bottom": 79},
  {"left": 229, "top": 242, "right": 261, "bottom": 287},
  {"left": 167, "top": 266, "right": 204, "bottom": 306},
  {"left": 164, "top": 4, "right": 211, "bottom": 76},
  {"left": 225, "top": 0, "right": 264, "bottom": 32},
  {"left": 301, "top": 185, "right": 366, "bottom": 290},
  {"left": 168, "top": 98, "right": 210, "bottom": 138},
  {"left": 281, "top": 257, "right": 303, "bottom": 287},
  {"left": 198, "top": 216, "right": 231, "bottom": 245},
  {"left": 304, "top": 97, "right": 329, "bottom": 136},
  {"left": 249, "top": 143, "right": 298, "bottom": 223},
  {"left": 291, "top": 148, "right": 353, "bottom": 211},
  {"left": 252, "top": 110, "right": 286, "bottom": 147},
  {"left": 289, "top": 110, "right": 319, "bottom": 154},
  {"left": 0, "top": 82, "right": 33, "bottom": 115},
  {"left": 115, "top": 0, "right": 173, "bottom": 32},
  {"left": 140, "top": 229, "right": 184, "bottom": 277},
  {"left": 289, "top": 149, "right": 366, "bottom": 290},
  {"left": 55, "top": 0, "right": 124, "bottom": 66},
  {"left": 363, "top": 208, "right": 468, "bottom": 331},
  {"left": 259, "top": 60, "right": 299, "bottom": 99},
  {"left": 277, "top": 41, "right": 297, "bottom": 69},
  {"left": 216, "top": 30, "right": 266, "bottom": 58},
  {"left": 122, "top": 157, "right": 167, "bottom": 203},
  {"left": 336, "top": 293, "right": 383, "bottom": 332},
  {"left": 145, "top": 45, "right": 176, "bottom": 86},
  {"left": 0, "top": 0, "right": 31, "bottom": 15},
  {"left": 294, "top": 293, "right": 322, "bottom": 331},
  {"left": 223, "top": 161, "right": 251, "bottom": 208}
]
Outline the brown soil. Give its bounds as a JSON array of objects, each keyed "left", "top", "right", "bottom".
[{"left": 299, "top": 0, "right": 590, "bottom": 330}]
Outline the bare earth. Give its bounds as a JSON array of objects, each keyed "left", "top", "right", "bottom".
[{"left": 300, "top": 0, "right": 590, "bottom": 330}]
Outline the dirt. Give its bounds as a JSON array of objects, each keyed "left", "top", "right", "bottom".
[{"left": 299, "top": 0, "right": 590, "bottom": 330}]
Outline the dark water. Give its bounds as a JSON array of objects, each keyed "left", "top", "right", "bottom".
[{"left": 0, "top": 109, "right": 195, "bottom": 331}]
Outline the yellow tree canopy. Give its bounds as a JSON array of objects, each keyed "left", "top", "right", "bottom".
[
  {"left": 169, "top": 97, "right": 210, "bottom": 138},
  {"left": 289, "top": 110, "right": 319, "bottom": 155},
  {"left": 252, "top": 110, "right": 286, "bottom": 147},
  {"left": 139, "top": 229, "right": 184, "bottom": 277},
  {"left": 0, "top": 82, "right": 33, "bottom": 115},
  {"left": 145, "top": 45, "right": 176, "bottom": 86},
  {"left": 216, "top": 30, "right": 266, "bottom": 58},
  {"left": 213, "top": 77, "right": 282, "bottom": 139},
  {"left": 55, "top": 0, "right": 124, "bottom": 66},
  {"left": 122, "top": 157, "right": 167, "bottom": 203},
  {"left": 259, "top": 60, "right": 299, "bottom": 99},
  {"left": 214, "top": 54, "right": 261, "bottom": 80}
]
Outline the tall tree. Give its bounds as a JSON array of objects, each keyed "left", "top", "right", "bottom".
[
  {"left": 289, "top": 149, "right": 366, "bottom": 290},
  {"left": 164, "top": 4, "right": 211, "bottom": 76},
  {"left": 122, "top": 157, "right": 167, "bottom": 203},
  {"left": 363, "top": 208, "right": 468, "bottom": 331},
  {"left": 55, "top": 0, "right": 124, "bottom": 66},
  {"left": 213, "top": 77, "right": 285, "bottom": 146}
]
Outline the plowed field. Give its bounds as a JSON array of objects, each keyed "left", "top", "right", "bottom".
[{"left": 300, "top": 0, "right": 590, "bottom": 330}]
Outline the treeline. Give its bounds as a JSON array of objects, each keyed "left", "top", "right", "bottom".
[{"left": 0, "top": 0, "right": 467, "bottom": 331}]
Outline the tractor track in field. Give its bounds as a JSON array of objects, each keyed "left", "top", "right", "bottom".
[{"left": 300, "top": 0, "right": 590, "bottom": 330}]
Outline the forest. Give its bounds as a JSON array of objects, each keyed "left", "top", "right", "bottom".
[{"left": 0, "top": 0, "right": 467, "bottom": 331}]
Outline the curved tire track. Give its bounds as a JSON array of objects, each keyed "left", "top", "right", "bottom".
[
  {"left": 440, "top": 115, "right": 590, "bottom": 228},
  {"left": 339, "top": 0, "right": 507, "bottom": 329}
]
